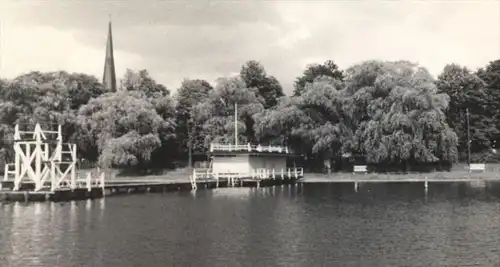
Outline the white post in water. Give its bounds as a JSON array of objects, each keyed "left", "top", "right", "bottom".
[{"left": 234, "top": 102, "right": 238, "bottom": 146}]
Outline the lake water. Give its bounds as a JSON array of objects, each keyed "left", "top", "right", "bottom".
[{"left": 1, "top": 182, "right": 500, "bottom": 267}]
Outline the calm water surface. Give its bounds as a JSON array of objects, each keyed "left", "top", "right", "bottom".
[{"left": 1, "top": 182, "right": 500, "bottom": 267}]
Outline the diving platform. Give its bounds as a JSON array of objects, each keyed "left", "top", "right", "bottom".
[{"left": 1, "top": 123, "right": 105, "bottom": 201}]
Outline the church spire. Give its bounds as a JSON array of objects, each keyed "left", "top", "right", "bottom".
[{"left": 103, "top": 19, "right": 117, "bottom": 92}]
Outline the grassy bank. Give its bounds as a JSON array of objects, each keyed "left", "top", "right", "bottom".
[
  {"left": 74, "top": 163, "right": 500, "bottom": 182},
  {"left": 76, "top": 168, "right": 191, "bottom": 182},
  {"left": 305, "top": 163, "right": 500, "bottom": 181}
]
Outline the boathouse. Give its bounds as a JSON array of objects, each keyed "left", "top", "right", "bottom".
[
  {"left": 209, "top": 143, "right": 289, "bottom": 175},
  {"left": 189, "top": 142, "right": 303, "bottom": 190},
  {"left": 189, "top": 101, "right": 303, "bottom": 189}
]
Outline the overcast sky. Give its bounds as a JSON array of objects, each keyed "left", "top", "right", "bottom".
[{"left": 0, "top": 1, "right": 499, "bottom": 94}]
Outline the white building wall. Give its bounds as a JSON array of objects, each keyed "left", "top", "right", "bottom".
[
  {"left": 212, "top": 155, "right": 251, "bottom": 174},
  {"left": 212, "top": 154, "right": 288, "bottom": 174},
  {"left": 249, "top": 156, "right": 287, "bottom": 171}
]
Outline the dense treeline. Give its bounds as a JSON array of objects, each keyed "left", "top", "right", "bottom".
[{"left": 1, "top": 59, "right": 499, "bottom": 173}]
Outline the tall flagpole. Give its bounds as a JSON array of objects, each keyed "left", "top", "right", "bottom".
[
  {"left": 234, "top": 103, "right": 238, "bottom": 146},
  {"left": 466, "top": 108, "right": 471, "bottom": 166}
]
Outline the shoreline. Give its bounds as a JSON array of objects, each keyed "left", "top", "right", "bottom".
[
  {"left": 3, "top": 168, "right": 500, "bottom": 203},
  {"left": 300, "top": 169, "right": 500, "bottom": 182}
]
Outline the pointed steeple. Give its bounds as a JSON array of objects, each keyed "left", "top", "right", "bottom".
[{"left": 103, "top": 19, "right": 117, "bottom": 92}]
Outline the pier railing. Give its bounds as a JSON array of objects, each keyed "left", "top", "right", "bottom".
[
  {"left": 74, "top": 172, "right": 106, "bottom": 192},
  {"left": 3, "top": 164, "right": 15, "bottom": 182},
  {"left": 189, "top": 167, "right": 303, "bottom": 190},
  {"left": 209, "top": 143, "right": 289, "bottom": 154},
  {"left": 2, "top": 169, "right": 105, "bottom": 192}
]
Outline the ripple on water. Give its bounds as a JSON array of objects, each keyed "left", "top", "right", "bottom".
[{"left": 0, "top": 183, "right": 500, "bottom": 267}]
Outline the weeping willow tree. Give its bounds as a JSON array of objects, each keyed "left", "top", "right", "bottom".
[
  {"left": 255, "top": 60, "right": 458, "bottom": 172},
  {"left": 254, "top": 76, "right": 348, "bottom": 170},
  {"left": 343, "top": 60, "right": 458, "bottom": 171}
]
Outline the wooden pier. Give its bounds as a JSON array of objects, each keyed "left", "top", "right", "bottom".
[
  {"left": 4, "top": 171, "right": 500, "bottom": 202},
  {"left": 0, "top": 174, "right": 298, "bottom": 202}
]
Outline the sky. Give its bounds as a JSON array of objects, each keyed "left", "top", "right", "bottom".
[{"left": 0, "top": 1, "right": 499, "bottom": 94}]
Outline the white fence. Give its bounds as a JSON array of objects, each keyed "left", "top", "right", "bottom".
[
  {"left": 209, "top": 143, "right": 289, "bottom": 154},
  {"left": 190, "top": 167, "right": 303, "bottom": 189}
]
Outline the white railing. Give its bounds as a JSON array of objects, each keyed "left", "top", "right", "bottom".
[
  {"left": 190, "top": 167, "right": 304, "bottom": 185},
  {"left": 74, "top": 172, "right": 106, "bottom": 192},
  {"left": 1, "top": 164, "right": 105, "bottom": 192},
  {"left": 3, "top": 164, "right": 15, "bottom": 181},
  {"left": 209, "top": 143, "right": 289, "bottom": 154}
]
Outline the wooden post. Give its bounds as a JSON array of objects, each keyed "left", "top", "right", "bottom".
[
  {"left": 71, "top": 144, "right": 77, "bottom": 189},
  {"left": 51, "top": 162, "right": 56, "bottom": 192},
  {"left": 100, "top": 172, "right": 105, "bottom": 192},
  {"left": 86, "top": 173, "right": 92, "bottom": 192},
  {"left": 34, "top": 125, "right": 42, "bottom": 191},
  {"left": 3, "top": 165, "right": 8, "bottom": 181}
]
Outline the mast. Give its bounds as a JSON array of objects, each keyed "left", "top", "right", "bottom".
[
  {"left": 234, "top": 102, "right": 238, "bottom": 146},
  {"left": 466, "top": 108, "right": 471, "bottom": 166},
  {"left": 187, "top": 118, "right": 193, "bottom": 169}
]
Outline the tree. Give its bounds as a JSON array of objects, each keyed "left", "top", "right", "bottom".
[
  {"left": 436, "top": 64, "right": 494, "bottom": 160},
  {"left": 476, "top": 59, "right": 500, "bottom": 149},
  {"left": 293, "top": 60, "right": 344, "bottom": 96},
  {"left": 66, "top": 73, "right": 106, "bottom": 110},
  {"left": 0, "top": 71, "right": 105, "bottom": 165},
  {"left": 191, "top": 76, "right": 264, "bottom": 147},
  {"left": 77, "top": 91, "right": 170, "bottom": 171},
  {"left": 255, "top": 78, "right": 346, "bottom": 170},
  {"left": 343, "top": 60, "right": 458, "bottom": 170},
  {"left": 119, "top": 69, "right": 176, "bottom": 169},
  {"left": 240, "top": 60, "right": 284, "bottom": 108},
  {"left": 121, "top": 69, "right": 170, "bottom": 96},
  {"left": 257, "top": 60, "right": 458, "bottom": 172},
  {"left": 174, "top": 79, "right": 213, "bottom": 166}
]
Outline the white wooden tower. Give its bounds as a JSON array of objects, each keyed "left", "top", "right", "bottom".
[{"left": 3, "top": 123, "right": 78, "bottom": 192}]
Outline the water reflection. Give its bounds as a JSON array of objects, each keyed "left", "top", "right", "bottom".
[
  {"left": 211, "top": 187, "right": 252, "bottom": 200},
  {"left": 99, "top": 198, "right": 105, "bottom": 221},
  {"left": 1, "top": 182, "right": 500, "bottom": 266},
  {"left": 69, "top": 201, "right": 77, "bottom": 233},
  {"left": 0, "top": 199, "right": 108, "bottom": 267}
]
